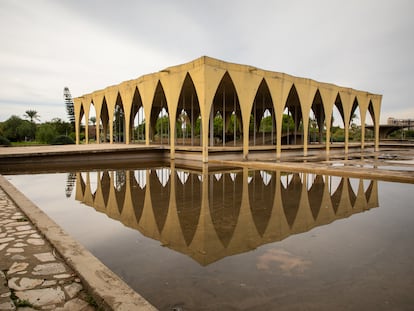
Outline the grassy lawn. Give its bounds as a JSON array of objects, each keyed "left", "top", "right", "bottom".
[{"left": 11, "top": 141, "right": 48, "bottom": 146}]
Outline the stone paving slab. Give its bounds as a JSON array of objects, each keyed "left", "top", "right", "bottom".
[
  {"left": 0, "top": 176, "right": 157, "bottom": 311},
  {"left": 0, "top": 188, "right": 95, "bottom": 310}
]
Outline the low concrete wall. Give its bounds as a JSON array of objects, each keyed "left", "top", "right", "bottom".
[{"left": 0, "top": 175, "right": 157, "bottom": 311}]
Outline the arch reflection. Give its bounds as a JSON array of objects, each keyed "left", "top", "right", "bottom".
[{"left": 74, "top": 166, "right": 379, "bottom": 266}]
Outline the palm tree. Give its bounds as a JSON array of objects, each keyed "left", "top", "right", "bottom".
[{"left": 24, "top": 110, "right": 40, "bottom": 123}]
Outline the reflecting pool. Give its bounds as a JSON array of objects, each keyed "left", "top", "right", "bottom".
[{"left": 6, "top": 164, "right": 414, "bottom": 310}]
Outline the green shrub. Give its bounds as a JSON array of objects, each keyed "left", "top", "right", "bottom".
[
  {"left": 51, "top": 135, "right": 75, "bottom": 145},
  {"left": 333, "top": 135, "right": 345, "bottom": 142},
  {"left": 69, "top": 132, "right": 76, "bottom": 141},
  {"left": 0, "top": 135, "right": 11, "bottom": 146},
  {"left": 36, "top": 124, "right": 56, "bottom": 144}
]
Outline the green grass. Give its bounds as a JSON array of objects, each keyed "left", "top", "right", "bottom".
[
  {"left": 85, "top": 293, "right": 98, "bottom": 307},
  {"left": 10, "top": 290, "right": 37, "bottom": 309},
  {"left": 11, "top": 141, "right": 47, "bottom": 146},
  {"left": 15, "top": 299, "right": 35, "bottom": 308}
]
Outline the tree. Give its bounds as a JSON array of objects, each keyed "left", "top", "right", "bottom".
[
  {"left": 282, "top": 114, "right": 295, "bottom": 132},
  {"left": 65, "top": 173, "right": 76, "bottom": 198},
  {"left": 24, "top": 110, "right": 40, "bottom": 123},
  {"left": 259, "top": 116, "right": 274, "bottom": 133},
  {"left": 63, "top": 87, "right": 75, "bottom": 130},
  {"left": 89, "top": 116, "right": 96, "bottom": 125},
  {"left": 134, "top": 121, "right": 146, "bottom": 140},
  {"left": 155, "top": 116, "right": 169, "bottom": 138},
  {"left": 212, "top": 113, "right": 223, "bottom": 137},
  {"left": 50, "top": 118, "right": 72, "bottom": 136},
  {"left": 36, "top": 123, "right": 56, "bottom": 144},
  {"left": 2, "top": 115, "right": 36, "bottom": 141}
]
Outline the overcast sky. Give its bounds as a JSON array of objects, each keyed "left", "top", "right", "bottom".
[{"left": 1, "top": 0, "right": 413, "bottom": 123}]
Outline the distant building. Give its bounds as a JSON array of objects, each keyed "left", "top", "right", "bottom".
[{"left": 387, "top": 117, "right": 414, "bottom": 129}]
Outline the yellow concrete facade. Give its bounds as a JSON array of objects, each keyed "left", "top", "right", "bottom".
[{"left": 74, "top": 56, "right": 382, "bottom": 162}]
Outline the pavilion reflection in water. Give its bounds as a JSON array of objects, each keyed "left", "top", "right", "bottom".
[{"left": 74, "top": 166, "right": 378, "bottom": 265}]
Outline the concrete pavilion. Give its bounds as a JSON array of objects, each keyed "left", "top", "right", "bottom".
[{"left": 73, "top": 56, "right": 382, "bottom": 162}]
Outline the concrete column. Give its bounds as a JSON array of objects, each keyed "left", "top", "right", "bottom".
[
  {"left": 109, "top": 118, "right": 114, "bottom": 144},
  {"left": 124, "top": 112, "right": 131, "bottom": 145},
  {"left": 145, "top": 116, "right": 150, "bottom": 146},
  {"left": 302, "top": 110, "right": 310, "bottom": 157},
  {"left": 325, "top": 113, "right": 332, "bottom": 154},
  {"left": 75, "top": 114, "right": 80, "bottom": 145},
  {"left": 75, "top": 120, "right": 80, "bottom": 145},
  {"left": 373, "top": 96, "right": 382, "bottom": 152},
  {"left": 243, "top": 117, "right": 249, "bottom": 160},
  {"left": 202, "top": 109, "right": 211, "bottom": 163},
  {"left": 344, "top": 123, "right": 349, "bottom": 153},
  {"left": 84, "top": 109, "right": 90, "bottom": 144},
  {"left": 275, "top": 112, "right": 283, "bottom": 160},
  {"left": 375, "top": 121, "right": 380, "bottom": 152},
  {"left": 360, "top": 109, "right": 367, "bottom": 150},
  {"left": 319, "top": 88, "right": 335, "bottom": 157},
  {"left": 170, "top": 114, "right": 176, "bottom": 160},
  {"left": 93, "top": 103, "right": 101, "bottom": 144},
  {"left": 73, "top": 98, "right": 82, "bottom": 145}
]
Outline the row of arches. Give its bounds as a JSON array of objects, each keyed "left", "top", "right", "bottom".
[
  {"left": 75, "top": 166, "right": 379, "bottom": 265},
  {"left": 74, "top": 57, "right": 382, "bottom": 161}
]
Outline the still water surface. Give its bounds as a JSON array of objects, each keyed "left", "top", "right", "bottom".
[{"left": 7, "top": 165, "right": 414, "bottom": 310}]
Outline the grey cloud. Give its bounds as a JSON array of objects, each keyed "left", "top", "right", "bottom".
[{"left": 1, "top": 0, "right": 413, "bottom": 122}]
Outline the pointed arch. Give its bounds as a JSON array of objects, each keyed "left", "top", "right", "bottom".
[
  {"left": 347, "top": 178, "right": 357, "bottom": 208},
  {"left": 281, "top": 173, "right": 302, "bottom": 228},
  {"left": 334, "top": 93, "right": 345, "bottom": 125},
  {"left": 78, "top": 104, "right": 85, "bottom": 143},
  {"left": 209, "top": 172, "right": 243, "bottom": 247},
  {"left": 88, "top": 101, "right": 97, "bottom": 143},
  {"left": 310, "top": 89, "right": 325, "bottom": 144},
  {"left": 209, "top": 72, "right": 242, "bottom": 147},
  {"left": 308, "top": 175, "right": 325, "bottom": 220},
  {"left": 176, "top": 73, "right": 201, "bottom": 146},
  {"left": 130, "top": 87, "right": 145, "bottom": 143},
  {"left": 367, "top": 100, "right": 376, "bottom": 127},
  {"left": 349, "top": 97, "right": 362, "bottom": 144},
  {"left": 100, "top": 171, "right": 111, "bottom": 208},
  {"left": 330, "top": 93, "right": 345, "bottom": 143},
  {"left": 82, "top": 98, "right": 93, "bottom": 144},
  {"left": 364, "top": 100, "right": 375, "bottom": 141},
  {"left": 175, "top": 171, "right": 202, "bottom": 246},
  {"left": 248, "top": 170, "right": 275, "bottom": 236},
  {"left": 249, "top": 78, "right": 275, "bottom": 147},
  {"left": 113, "top": 170, "right": 127, "bottom": 214},
  {"left": 100, "top": 97, "right": 109, "bottom": 142},
  {"left": 113, "top": 92, "right": 126, "bottom": 143},
  {"left": 282, "top": 84, "right": 303, "bottom": 145},
  {"left": 150, "top": 81, "right": 169, "bottom": 145},
  {"left": 365, "top": 179, "right": 375, "bottom": 203},
  {"left": 350, "top": 97, "right": 359, "bottom": 125},
  {"left": 150, "top": 167, "right": 170, "bottom": 233},
  {"left": 123, "top": 170, "right": 145, "bottom": 223}
]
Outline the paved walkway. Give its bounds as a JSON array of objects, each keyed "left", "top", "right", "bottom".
[{"left": 0, "top": 188, "right": 95, "bottom": 311}]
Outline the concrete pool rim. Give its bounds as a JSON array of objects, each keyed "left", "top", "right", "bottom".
[{"left": 0, "top": 174, "right": 157, "bottom": 311}]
